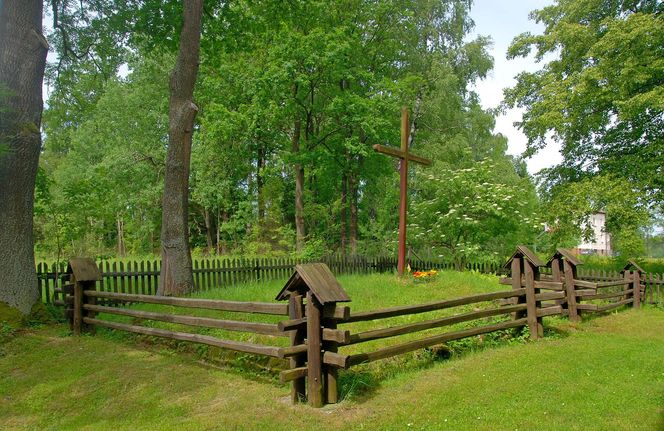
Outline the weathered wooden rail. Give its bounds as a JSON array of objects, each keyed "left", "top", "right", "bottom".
[{"left": 64, "top": 247, "right": 656, "bottom": 409}]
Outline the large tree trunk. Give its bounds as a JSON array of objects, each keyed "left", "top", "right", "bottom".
[
  {"left": 349, "top": 168, "right": 358, "bottom": 255},
  {"left": 0, "top": 0, "right": 48, "bottom": 317},
  {"left": 292, "top": 118, "right": 305, "bottom": 252},
  {"left": 158, "top": 0, "right": 203, "bottom": 297},
  {"left": 256, "top": 142, "right": 266, "bottom": 222},
  {"left": 340, "top": 171, "right": 348, "bottom": 255}
]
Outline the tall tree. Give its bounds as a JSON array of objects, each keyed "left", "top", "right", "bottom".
[
  {"left": 158, "top": 0, "right": 203, "bottom": 296},
  {"left": 504, "top": 0, "right": 664, "bottom": 209},
  {"left": 0, "top": 0, "right": 48, "bottom": 318}
]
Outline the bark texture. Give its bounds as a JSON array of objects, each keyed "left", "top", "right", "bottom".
[
  {"left": 158, "top": 0, "right": 203, "bottom": 296},
  {"left": 0, "top": 0, "right": 48, "bottom": 315},
  {"left": 292, "top": 118, "right": 305, "bottom": 252}
]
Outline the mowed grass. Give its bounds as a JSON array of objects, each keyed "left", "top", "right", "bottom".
[{"left": 1, "top": 272, "right": 663, "bottom": 430}]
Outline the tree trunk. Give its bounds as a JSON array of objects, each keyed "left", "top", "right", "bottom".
[
  {"left": 0, "top": 0, "right": 47, "bottom": 317},
  {"left": 158, "top": 0, "right": 203, "bottom": 297},
  {"left": 292, "top": 117, "right": 305, "bottom": 252},
  {"left": 203, "top": 207, "right": 214, "bottom": 252},
  {"left": 257, "top": 143, "right": 266, "bottom": 222},
  {"left": 116, "top": 213, "right": 126, "bottom": 257},
  {"left": 219, "top": 209, "right": 229, "bottom": 254},
  {"left": 340, "top": 171, "right": 348, "bottom": 255},
  {"left": 349, "top": 168, "right": 358, "bottom": 255}
]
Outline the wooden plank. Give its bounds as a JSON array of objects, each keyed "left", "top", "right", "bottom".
[
  {"left": 596, "top": 298, "right": 634, "bottom": 313},
  {"left": 112, "top": 261, "right": 119, "bottom": 294},
  {"left": 322, "top": 328, "right": 351, "bottom": 344},
  {"left": 280, "top": 367, "right": 308, "bottom": 384},
  {"left": 595, "top": 279, "right": 630, "bottom": 289},
  {"left": 347, "top": 318, "right": 528, "bottom": 368},
  {"left": 346, "top": 304, "right": 527, "bottom": 346},
  {"left": 573, "top": 279, "right": 598, "bottom": 289},
  {"left": 576, "top": 304, "right": 599, "bottom": 311},
  {"left": 278, "top": 344, "right": 308, "bottom": 359},
  {"left": 306, "top": 291, "right": 324, "bottom": 407},
  {"left": 322, "top": 351, "right": 350, "bottom": 369},
  {"left": 154, "top": 260, "right": 160, "bottom": 294},
  {"left": 345, "top": 289, "right": 526, "bottom": 323},
  {"left": 577, "top": 289, "right": 632, "bottom": 300},
  {"left": 372, "top": 144, "right": 432, "bottom": 165},
  {"left": 145, "top": 260, "right": 152, "bottom": 295},
  {"left": 119, "top": 261, "right": 126, "bottom": 294},
  {"left": 83, "top": 317, "right": 282, "bottom": 357},
  {"left": 83, "top": 304, "right": 284, "bottom": 336},
  {"left": 84, "top": 290, "right": 288, "bottom": 315},
  {"left": 537, "top": 305, "right": 563, "bottom": 317},
  {"left": 128, "top": 261, "right": 135, "bottom": 294},
  {"left": 534, "top": 291, "right": 565, "bottom": 301},
  {"left": 500, "top": 278, "right": 564, "bottom": 291}
]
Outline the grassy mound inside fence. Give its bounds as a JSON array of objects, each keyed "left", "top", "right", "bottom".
[{"left": 1, "top": 305, "right": 662, "bottom": 430}]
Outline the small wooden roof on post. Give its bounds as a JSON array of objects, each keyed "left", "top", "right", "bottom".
[
  {"left": 275, "top": 263, "right": 351, "bottom": 304},
  {"left": 66, "top": 258, "right": 102, "bottom": 282},
  {"left": 622, "top": 259, "right": 644, "bottom": 274},
  {"left": 546, "top": 248, "right": 582, "bottom": 268},
  {"left": 503, "top": 245, "right": 545, "bottom": 270}
]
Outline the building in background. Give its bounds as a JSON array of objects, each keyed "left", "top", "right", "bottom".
[{"left": 576, "top": 211, "right": 612, "bottom": 255}]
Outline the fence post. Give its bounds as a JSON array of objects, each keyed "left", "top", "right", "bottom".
[
  {"left": 306, "top": 291, "right": 324, "bottom": 407},
  {"left": 632, "top": 269, "right": 641, "bottom": 309},
  {"left": 67, "top": 258, "right": 102, "bottom": 335},
  {"left": 523, "top": 257, "right": 543, "bottom": 339},
  {"left": 323, "top": 305, "right": 339, "bottom": 404},
  {"left": 562, "top": 259, "right": 580, "bottom": 322},
  {"left": 288, "top": 295, "right": 306, "bottom": 403},
  {"left": 511, "top": 257, "right": 526, "bottom": 321}
]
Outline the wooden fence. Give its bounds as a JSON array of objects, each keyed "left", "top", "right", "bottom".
[
  {"left": 37, "top": 255, "right": 502, "bottom": 305},
  {"left": 64, "top": 247, "right": 659, "bottom": 408}
]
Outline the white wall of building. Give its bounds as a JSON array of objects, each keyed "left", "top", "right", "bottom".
[{"left": 577, "top": 212, "right": 612, "bottom": 255}]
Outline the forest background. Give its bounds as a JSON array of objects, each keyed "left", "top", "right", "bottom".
[{"left": 33, "top": 0, "right": 664, "bottom": 267}]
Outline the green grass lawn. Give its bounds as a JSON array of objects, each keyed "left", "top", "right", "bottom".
[{"left": 1, "top": 272, "right": 663, "bottom": 430}]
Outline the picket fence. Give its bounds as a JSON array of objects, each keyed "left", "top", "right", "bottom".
[{"left": 36, "top": 255, "right": 501, "bottom": 304}]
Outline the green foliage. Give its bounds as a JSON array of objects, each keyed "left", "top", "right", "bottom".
[
  {"left": 410, "top": 159, "right": 540, "bottom": 266},
  {"left": 39, "top": 0, "right": 526, "bottom": 259},
  {"left": 504, "top": 0, "right": 664, "bottom": 210},
  {"left": 541, "top": 175, "right": 651, "bottom": 256}
]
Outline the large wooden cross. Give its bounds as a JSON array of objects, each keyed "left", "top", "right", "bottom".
[{"left": 373, "top": 106, "right": 432, "bottom": 276}]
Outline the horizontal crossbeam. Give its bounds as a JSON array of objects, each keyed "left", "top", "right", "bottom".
[{"left": 372, "top": 144, "right": 431, "bottom": 166}]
